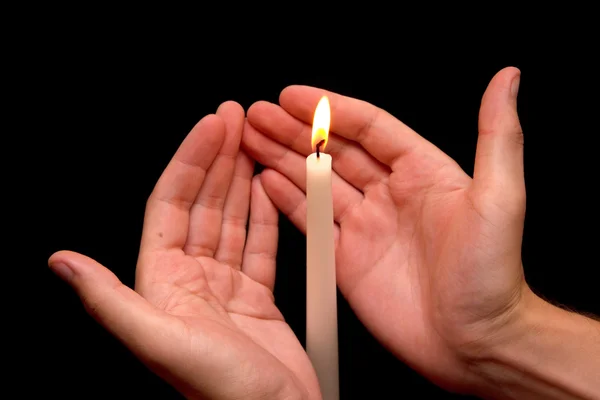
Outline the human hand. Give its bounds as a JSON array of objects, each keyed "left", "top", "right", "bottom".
[
  {"left": 48, "top": 102, "right": 320, "bottom": 400},
  {"left": 242, "top": 67, "right": 532, "bottom": 393}
]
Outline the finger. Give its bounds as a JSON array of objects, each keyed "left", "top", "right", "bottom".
[
  {"left": 279, "top": 85, "right": 447, "bottom": 170},
  {"left": 184, "top": 101, "right": 244, "bottom": 258},
  {"left": 142, "top": 115, "right": 225, "bottom": 251},
  {"left": 48, "top": 250, "right": 178, "bottom": 366},
  {"left": 214, "top": 151, "right": 254, "bottom": 269},
  {"left": 241, "top": 176, "right": 278, "bottom": 291},
  {"left": 260, "top": 169, "right": 340, "bottom": 244},
  {"left": 472, "top": 67, "right": 525, "bottom": 217},
  {"left": 247, "top": 101, "right": 390, "bottom": 192},
  {"left": 242, "top": 121, "right": 362, "bottom": 224}
]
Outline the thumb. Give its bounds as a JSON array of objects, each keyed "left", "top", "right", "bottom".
[
  {"left": 48, "top": 250, "right": 174, "bottom": 364},
  {"left": 472, "top": 67, "right": 525, "bottom": 216}
]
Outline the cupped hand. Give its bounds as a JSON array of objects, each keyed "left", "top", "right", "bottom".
[
  {"left": 49, "top": 102, "right": 320, "bottom": 400},
  {"left": 242, "top": 67, "right": 531, "bottom": 393}
]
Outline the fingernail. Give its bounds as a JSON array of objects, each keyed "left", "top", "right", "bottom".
[
  {"left": 50, "top": 262, "right": 74, "bottom": 282},
  {"left": 511, "top": 74, "right": 521, "bottom": 98}
]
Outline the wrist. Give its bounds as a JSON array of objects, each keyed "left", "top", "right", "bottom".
[{"left": 465, "top": 290, "right": 600, "bottom": 399}]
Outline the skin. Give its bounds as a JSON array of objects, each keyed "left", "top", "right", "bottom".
[
  {"left": 241, "top": 67, "right": 530, "bottom": 393},
  {"left": 48, "top": 102, "right": 320, "bottom": 400},
  {"left": 49, "top": 67, "right": 600, "bottom": 399}
]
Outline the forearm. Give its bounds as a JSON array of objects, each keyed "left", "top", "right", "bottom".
[{"left": 470, "top": 295, "right": 600, "bottom": 400}]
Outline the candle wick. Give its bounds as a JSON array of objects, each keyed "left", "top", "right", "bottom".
[{"left": 316, "top": 140, "right": 325, "bottom": 159}]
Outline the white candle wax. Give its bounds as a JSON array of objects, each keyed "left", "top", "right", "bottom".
[{"left": 306, "top": 151, "right": 339, "bottom": 400}]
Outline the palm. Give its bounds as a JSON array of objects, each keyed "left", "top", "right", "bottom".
[
  {"left": 333, "top": 151, "right": 491, "bottom": 373},
  {"left": 243, "top": 68, "right": 525, "bottom": 392},
  {"left": 140, "top": 250, "right": 309, "bottom": 382},
  {"left": 51, "top": 102, "right": 319, "bottom": 400},
  {"left": 143, "top": 252, "right": 282, "bottom": 321}
]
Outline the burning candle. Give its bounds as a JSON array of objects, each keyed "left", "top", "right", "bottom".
[{"left": 306, "top": 95, "right": 339, "bottom": 400}]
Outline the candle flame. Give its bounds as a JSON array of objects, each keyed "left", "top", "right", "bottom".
[{"left": 311, "top": 96, "right": 330, "bottom": 152}]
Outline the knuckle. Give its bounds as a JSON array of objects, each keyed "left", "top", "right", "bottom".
[
  {"left": 82, "top": 295, "right": 104, "bottom": 320},
  {"left": 512, "top": 129, "right": 524, "bottom": 147},
  {"left": 491, "top": 185, "right": 527, "bottom": 218}
]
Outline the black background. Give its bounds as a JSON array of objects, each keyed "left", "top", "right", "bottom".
[{"left": 20, "top": 23, "right": 598, "bottom": 400}]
